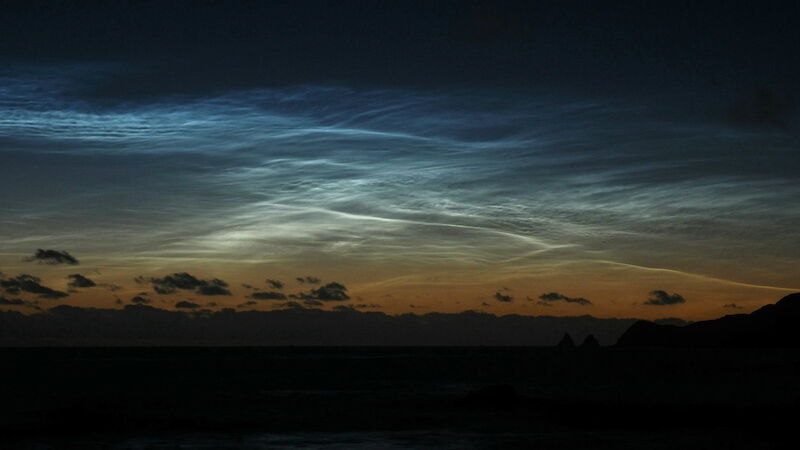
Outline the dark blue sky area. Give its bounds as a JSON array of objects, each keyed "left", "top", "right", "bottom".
[{"left": 3, "top": 1, "right": 799, "bottom": 97}]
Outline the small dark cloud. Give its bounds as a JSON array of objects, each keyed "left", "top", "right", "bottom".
[
  {"left": 197, "top": 285, "right": 232, "bottom": 296},
  {"left": 101, "top": 283, "right": 122, "bottom": 292},
  {"left": 538, "top": 292, "right": 591, "bottom": 306},
  {"left": 723, "top": 303, "right": 743, "bottom": 309},
  {"left": 333, "top": 305, "right": 357, "bottom": 312},
  {"left": 493, "top": 292, "right": 513, "bottom": 302},
  {"left": 310, "top": 282, "right": 349, "bottom": 301},
  {"left": 536, "top": 300, "right": 553, "bottom": 307},
  {"left": 353, "top": 303, "right": 381, "bottom": 309},
  {"left": 644, "top": 290, "right": 686, "bottom": 306},
  {"left": 66, "top": 274, "right": 96, "bottom": 289},
  {"left": 0, "top": 274, "right": 69, "bottom": 299},
  {"left": 175, "top": 300, "right": 200, "bottom": 309},
  {"left": 130, "top": 296, "right": 150, "bottom": 304},
  {"left": 237, "top": 301, "right": 258, "bottom": 308},
  {"left": 295, "top": 276, "right": 321, "bottom": 284},
  {"left": 241, "top": 283, "right": 256, "bottom": 290},
  {"left": 26, "top": 249, "right": 79, "bottom": 265},
  {"left": 0, "top": 296, "right": 26, "bottom": 306},
  {"left": 290, "top": 282, "right": 350, "bottom": 302},
  {"left": 139, "top": 272, "right": 230, "bottom": 296},
  {"left": 249, "top": 291, "right": 287, "bottom": 300},
  {"left": 303, "top": 299, "right": 323, "bottom": 307},
  {"left": 277, "top": 301, "right": 305, "bottom": 310},
  {"left": 266, "top": 279, "right": 284, "bottom": 289}
]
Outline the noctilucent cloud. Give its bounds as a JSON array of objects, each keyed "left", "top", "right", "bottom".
[{"left": 1, "top": 64, "right": 797, "bottom": 319}]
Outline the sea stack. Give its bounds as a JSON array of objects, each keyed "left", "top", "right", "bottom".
[
  {"left": 557, "top": 333, "right": 575, "bottom": 349},
  {"left": 580, "top": 334, "right": 600, "bottom": 349}
]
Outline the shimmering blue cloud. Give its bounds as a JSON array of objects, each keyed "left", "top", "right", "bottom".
[{"left": 0, "top": 65, "right": 798, "bottom": 294}]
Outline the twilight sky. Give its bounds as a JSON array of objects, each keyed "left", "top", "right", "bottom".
[{"left": 1, "top": 1, "right": 798, "bottom": 320}]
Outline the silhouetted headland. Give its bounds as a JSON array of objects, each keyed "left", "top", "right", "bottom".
[{"left": 617, "top": 293, "right": 800, "bottom": 347}]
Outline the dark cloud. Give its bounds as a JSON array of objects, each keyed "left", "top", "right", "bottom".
[
  {"left": 353, "top": 303, "right": 381, "bottom": 309},
  {"left": 332, "top": 305, "right": 357, "bottom": 312},
  {"left": 0, "top": 274, "right": 68, "bottom": 299},
  {"left": 266, "top": 279, "right": 284, "bottom": 289},
  {"left": 536, "top": 300, "right": 553, "bottom": 307},
  {"left": 0, "top": 296, "right": 26, "bottom": 306},
  {"left": 249, "top": 291, "right": 287, "bottom": 300},
  {"left": 290, "top": 282, "right": 350, "bottom": 302},
  {"left": 493, "top": 292, "right": 513, "bottom": 302},
  {"left": 237, "top": 301, "right": 258, "bottom": 308},
  {"left": 303, "top": 299, "right": 323, "bottom": 307},
  {"left": 138, "top": 272, "right": 230, "bottom": 296},
  {"left": 723, "top": 303, "right": 743, "bottom": 309},
  {"left": 295, "top": 276, "right": 321, "bottom": 284},
  {"left": 175, "top": 301, "right": 200, "bottom": 309},
  {"left": 644, "top": 290, "right": 686, "bottom": 306},
  {"left": 241, "top": 283, "right": 256, "bottom": 290},
  {"left": 66, "top": 274, "right": 96, "bottom": 289},
  {"left": 310, "top": 282, "right": 349, "bottom": 301},
  {"left": 277, "top": 301, "right": 306, "bottom": 310},
  {"left": 727, "top": 88, "right": 794, "bottom": 129},
  {"left": 130, "top": 296, "right": 150, "bottom": 304},
  {"left": 197, "top": 285, "right": 232, "bottom": 296},
  {"left": 25, "top": 249, "right": 79, "bottom": 265},
  {"left": 538, "top": 292, "right": 592, "bottom": 306}
]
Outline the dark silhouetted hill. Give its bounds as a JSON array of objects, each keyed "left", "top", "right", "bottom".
[
  {"left": 0, "top": 304, "right": 691, "bottom": 346},
  {"left": 617, "top": 293, "right": 800, "bottom": 347}
]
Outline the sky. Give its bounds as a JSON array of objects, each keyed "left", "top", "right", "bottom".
[{"left": 1, "top": 1, "right": 799, "bottom": 321}]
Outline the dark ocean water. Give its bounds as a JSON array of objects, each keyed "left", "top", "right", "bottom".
[{"left": 2, "top": 347, "right": 798, "bottom": 449}]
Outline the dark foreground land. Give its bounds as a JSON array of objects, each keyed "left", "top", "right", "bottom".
[{"left": 1, "top": 346, "right": 798, "bottom": 449}]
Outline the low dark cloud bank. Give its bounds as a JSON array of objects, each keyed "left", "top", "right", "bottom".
[
  {"left": 538, "top": 292, "right": 592, "bottom": 306},
  {"left": 644, "top": 290, "right": 686, "bottom": 306},
  {"left": 136, "top": 273, "right": 231, "bottom": 296},
  {"left": 0, "top": 304, "right": 685, "bottom": 346},
  {"left": 25, "top": 249, "right": 79, "bottom": 265},
  {"left": 0, "top": 274, "right": 68, "bottom": 299}
]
